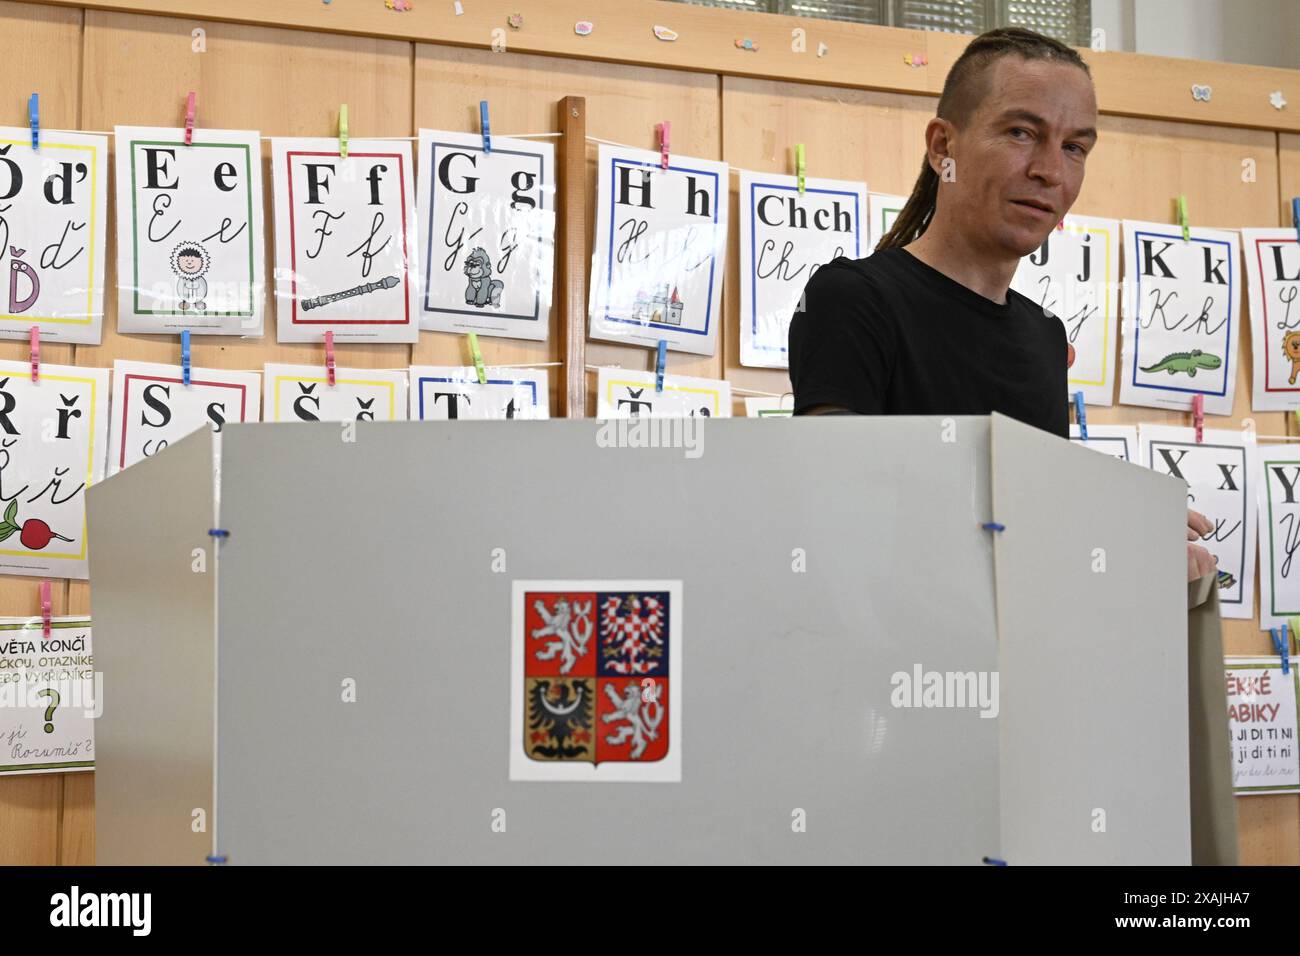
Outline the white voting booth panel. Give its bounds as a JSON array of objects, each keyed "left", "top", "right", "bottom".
[{"left": 87, "top": 414, "right": 1189, "bottom": 865}]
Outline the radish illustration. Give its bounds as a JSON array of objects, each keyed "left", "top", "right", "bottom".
[{"left": 0, "top": 501, "right": 73, "bottom": 551}]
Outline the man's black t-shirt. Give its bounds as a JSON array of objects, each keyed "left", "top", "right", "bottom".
[{"left": 787, "top": 247, "right": 1068, "bottom": 438}]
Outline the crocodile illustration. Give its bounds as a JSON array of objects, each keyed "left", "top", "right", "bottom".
[{"left": 1140, "top": 350, "right": 1222, "bottom": 377}]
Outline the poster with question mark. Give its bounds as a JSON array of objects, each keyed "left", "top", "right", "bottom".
[{"left": 0, "top": 616, "right": 94, "bottom": 775}]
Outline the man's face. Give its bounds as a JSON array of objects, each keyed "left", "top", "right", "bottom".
[
  {"left": 178, "top": 254, "right": 202, "bottom": 275},
  {"left": 942, "top": 58, "right": 1097, "bottom": 259}
]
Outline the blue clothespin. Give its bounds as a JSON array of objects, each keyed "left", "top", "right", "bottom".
[
  {"left": 28, "top": 93, "right": 39, "bottom": 150},
  {"left": 1274, "top": 616, "right": 1294, "bottom": 676},
  {"left": 1073, "top": 391, "right": 1087, "bottom": 441},
  {"left": 1292, "top": 198, "right": 1300, "bottom": 242},
  {"left": 1270, "top": 626, "right": 1291, "bottom": 676},
  {"left": 982, "top": 856, "right": 1007, "bottom": 866},
  {"left": 981, "top": 522, "right": 1005, "bottom": 533},
  {"left": 654, "top": 340, "right": 667, "bottom": 393},
  {"left": 479, "top": 100, "right": 491, "bottom": 154},
  {"left": 181, "top": 329, "right": 191, "bottom": 386}
]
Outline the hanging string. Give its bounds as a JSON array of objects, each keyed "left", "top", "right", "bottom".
[
  {"left": 44, "top": 128, "right": 563, "bottom": 142},
  {"left": 164, "top": 360, "right": 565, "bottom": 374}
]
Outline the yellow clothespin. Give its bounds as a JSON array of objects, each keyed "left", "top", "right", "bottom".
[
  {"left": 338, "top": 104, "right": 349, "bottom": 159},
  {"left": 795, "top": 143, "right": 805, "bottom": 195},
  {"left": 467, "top": 332, "right": 486, "bottom": 385},
  {"left": 1176, "top": 195, "right": 1189, "bottom": 241}
]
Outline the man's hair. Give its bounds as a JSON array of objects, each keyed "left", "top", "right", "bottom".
[{"left": 876, "top": 27, "right": 1092, "bottom": 252}]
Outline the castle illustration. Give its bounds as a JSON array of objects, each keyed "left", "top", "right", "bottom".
[{"left": 631, "top": 283, "right": 684, "bottom": 326}]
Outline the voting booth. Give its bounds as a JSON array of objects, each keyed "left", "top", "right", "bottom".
[{"left": 86, "top": 414, "right": 1191, "bottom": 865}]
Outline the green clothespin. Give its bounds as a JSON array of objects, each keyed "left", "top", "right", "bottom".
[
  {"left": 795, "top": 143, "right": 805, "bottom": 194},
  {"left": 338, "top": 104, "right": 349, "bottom": 159},
  {"left": 1176, "top": 195, "right": 1189, "bottom": 241},
  {"left": 467, "top": 331, "right": 486, "bottom": 385}
]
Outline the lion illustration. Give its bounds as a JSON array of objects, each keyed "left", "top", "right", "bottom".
[
  {"left": 463, "top": 246, "right": 504, "bottom": 308},
  {"left": 1283, "top": 331, "right": 1300, "bottom": 385}
]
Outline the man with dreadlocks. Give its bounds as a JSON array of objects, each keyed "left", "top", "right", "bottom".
[{"left": 788, "top": 26, "right": 1217, "bottom": 582}]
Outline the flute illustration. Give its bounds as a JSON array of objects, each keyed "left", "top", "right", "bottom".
[{"left": 301, "top": 275, "right": 401, "bottom": 311}]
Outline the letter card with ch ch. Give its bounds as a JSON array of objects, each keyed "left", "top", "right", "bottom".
[{"left": 509, "top": 580, "right": 682, "bottom": 782}]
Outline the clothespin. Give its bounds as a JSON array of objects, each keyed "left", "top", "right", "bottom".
[
  {"left": 479, "top": 100, "right": 491, "bottom": 154},
  {"left": 29, "top": 326, "right": 39, "bottom": 383},
  {"left": 28, "top": 93, "right": 38, "bottom": 150},
  {"left": 1272, "top": 624, "right": 1292, "bottom": 676},
  {"left": 655, "top": 340, "right": 667, "bottom": 393},
  {"left": 1177, "top": 195, "right": 1190, "bottom": 242},
  {"left": 795, "top": 143, "right": 805, "bottom": 195},
  {"left": 184, "top": 91, "right": 197, "bottom": 146},
  {"left": 338, "top": 104, "right": 349, "bottom": 159},
  {"left": 467, "top": 331, "right": 486, "bottom": 385},
  {"left": 324, "top": 330, "right": 336, "bottom": 386},
  {"left": 181, "top": 329, "right": 191, "bottom": 386},
  {"left": 1055, "top": 219, "right": 1065, "bottom": 231},
  {"left": 1073, "top": 391, "right": 1087, "bottom": 440},
  {"left": 1192, "top": 393, "right": 1204, "bottom": 443},
  {"left": 658, "top": 121, "right": 670, "bottom": 171},
  {"left": 1288, "top": 618, "right": 1300, "bottom": 668},
  {"left": 40, "top": 580, "right": 51, "bottom": 639},
  {"left": 1292, "top": 198, "right": 1300, "bottom": 242}
]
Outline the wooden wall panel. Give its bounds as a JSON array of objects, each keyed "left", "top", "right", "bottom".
[
  {"left": 0, "top": 0, "right": 1298, "bottom": 866},
  {"left": 20, "top": 0, "right": 1300, "bottom": 133},
  {"left": 2, "top": 7, "right": 414, "bottom": 866},
  {"left": 0, "top": 0, "right": 83, "bottom": 868}
]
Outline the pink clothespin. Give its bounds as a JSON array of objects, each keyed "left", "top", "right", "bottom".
[
  {"left": 1192, "top": 394, "right": 1204, "bottom": 443},
  {"left": 40, "top": 580, "right": 51, "bottom": 638},
  {"left": 184, "top": 91, "right": 197, "bottom": 146},
  {"left": 1055, "top": 219, "right": 1065, "bottom": 231},
  {"left": 324, "top": 330, "right": 336, "bottom": 386},
  {"left": 658, "top": 121, "right": 670, "bottom": 171},
  {"left": 29, "top": 326, "right": 39, "bottom": 382}
]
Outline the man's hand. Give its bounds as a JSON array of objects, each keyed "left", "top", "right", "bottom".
[{"left": 1187, "top": 508, "right": 1217, "bottom": 582}]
